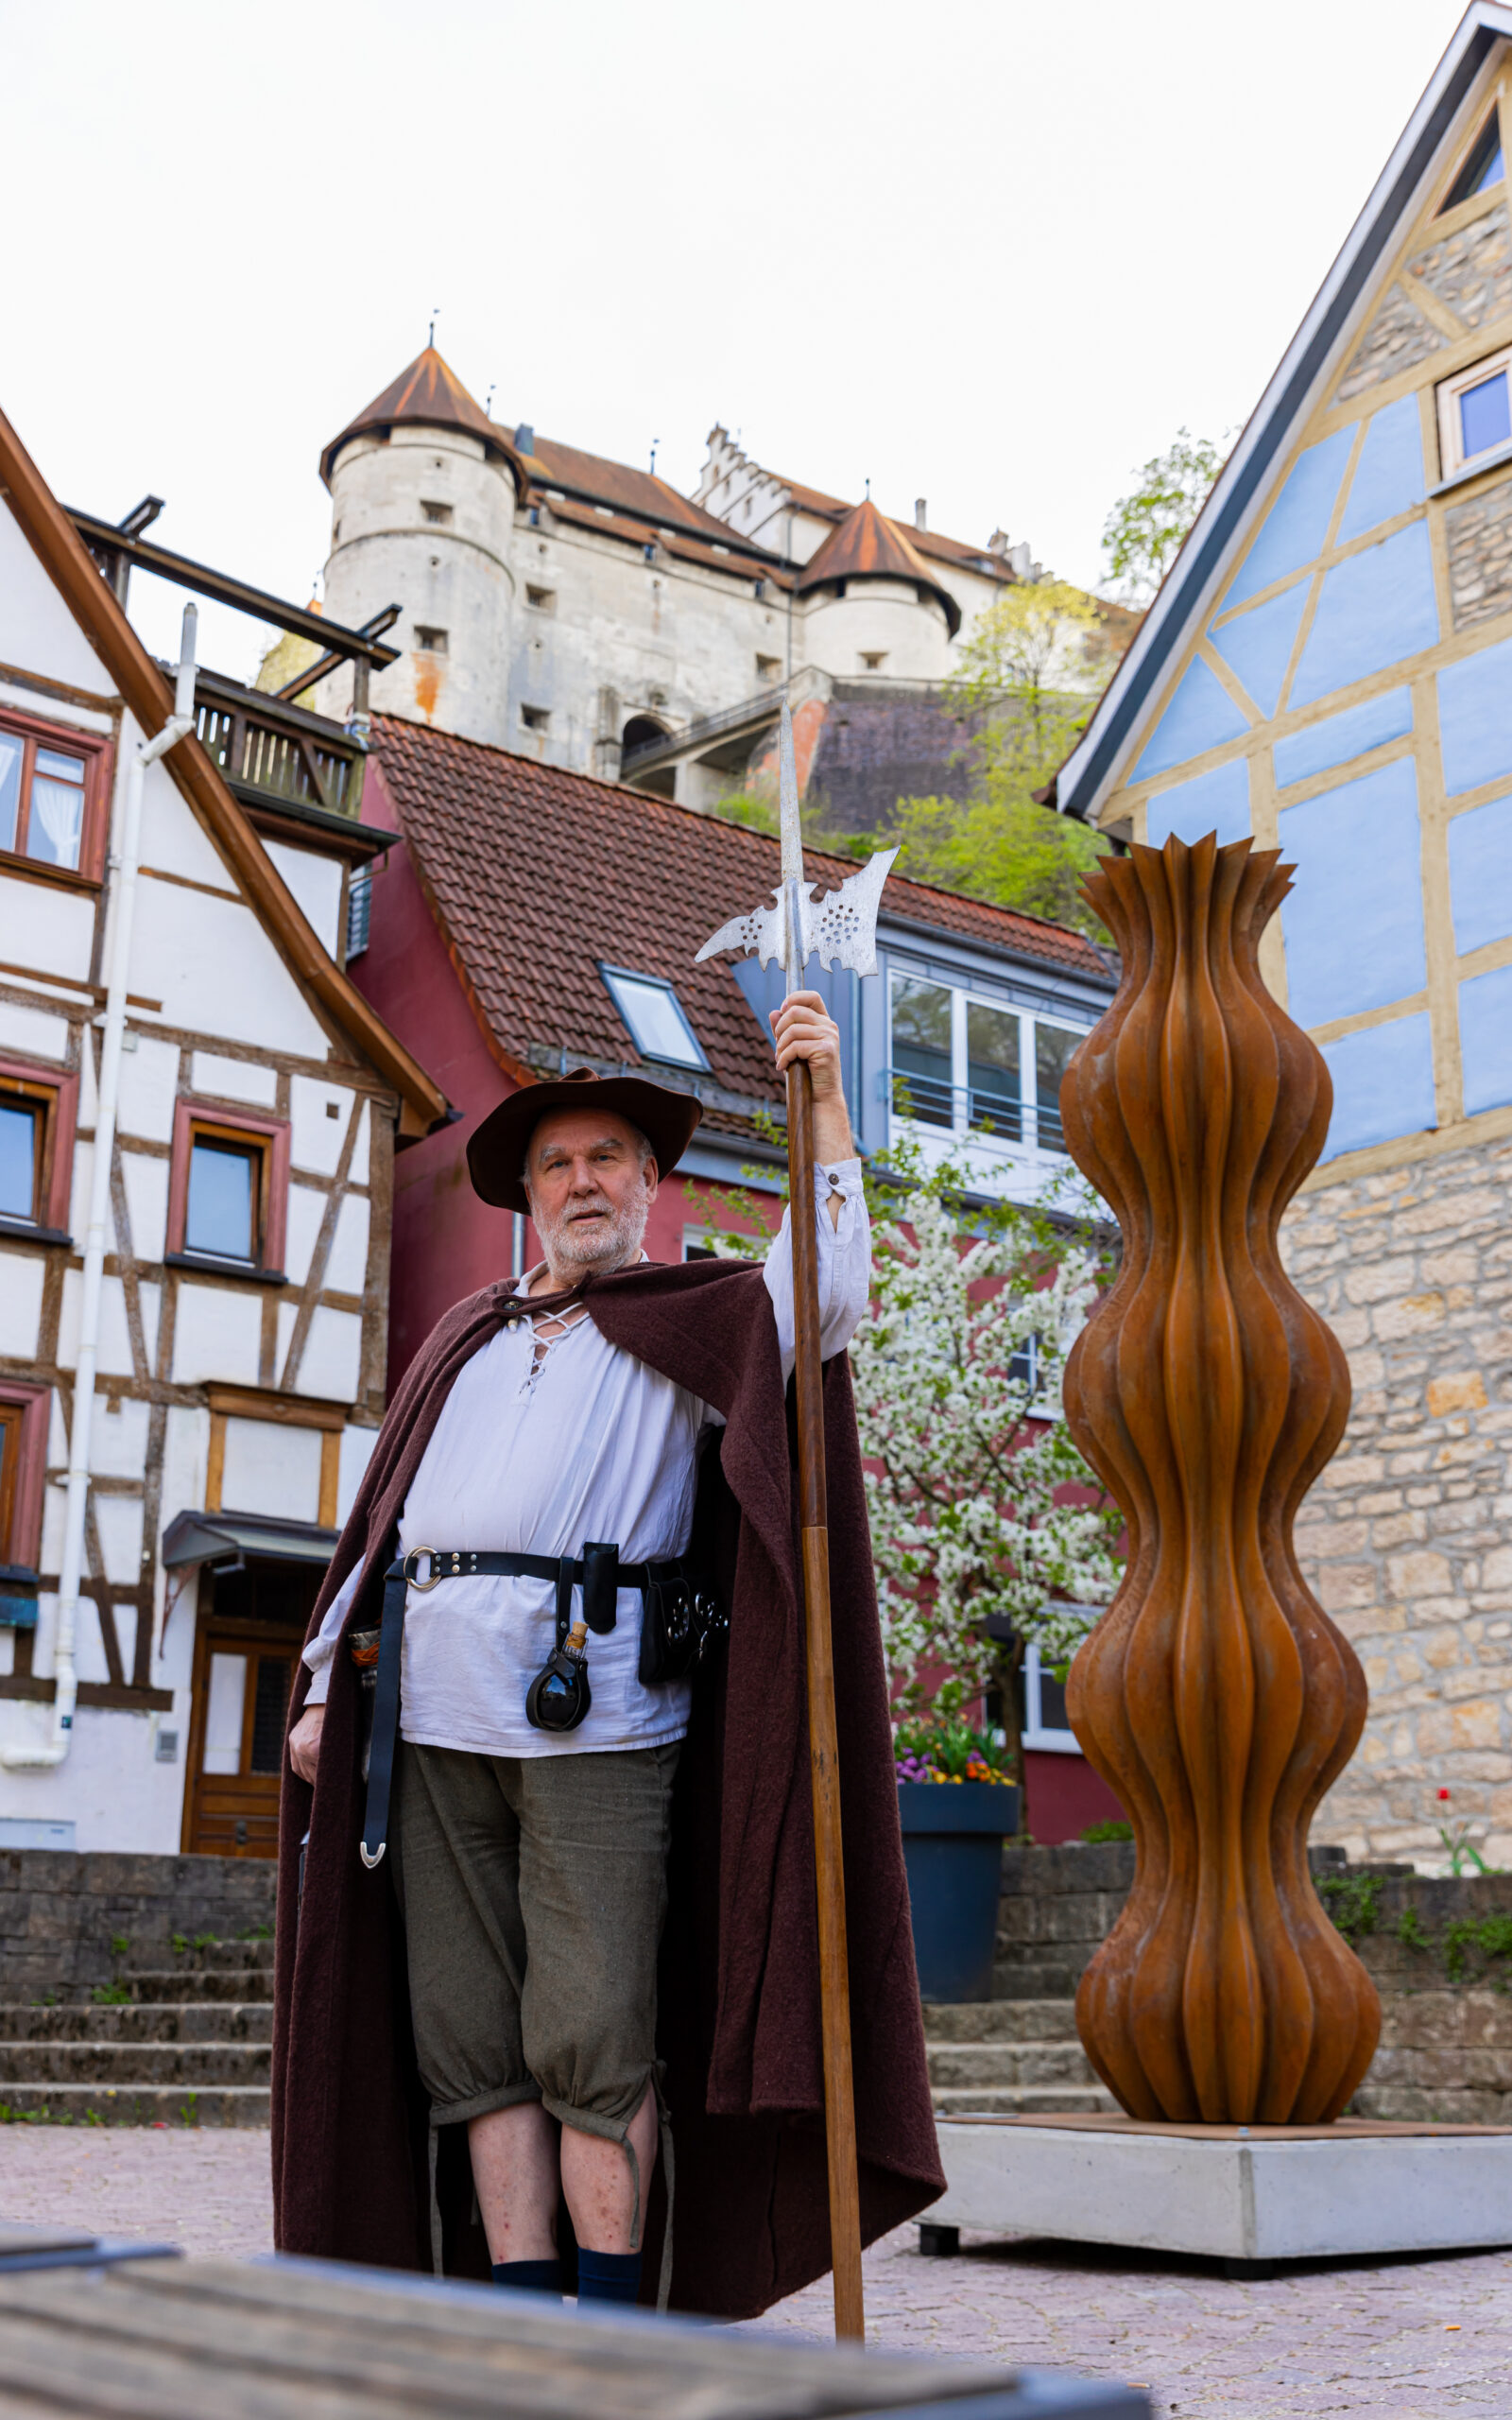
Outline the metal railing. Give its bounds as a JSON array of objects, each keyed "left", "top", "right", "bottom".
[{"left": 883, "top": 1065, "right": 1066, "bottom": 1152}]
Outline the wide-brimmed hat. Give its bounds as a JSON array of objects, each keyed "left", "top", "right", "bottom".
[{"left": 467, "top": 1067, "right": 704, "bottom": 1214}]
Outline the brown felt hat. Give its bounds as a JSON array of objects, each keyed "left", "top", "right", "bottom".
[{"left": 467, "top": 1067, "right": 704, "bottom": 1214}]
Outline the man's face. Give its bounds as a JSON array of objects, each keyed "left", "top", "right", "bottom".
[{"left": 524, "top": 1110, "right": 658, "bottom": 1275}]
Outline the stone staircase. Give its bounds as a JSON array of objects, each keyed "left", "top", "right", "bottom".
[
  {"left": 923, "top": 1998, "right": 1116, "bottom": 2118},
  {"left": 0, "top": 1939, "right": 272, "bottom": 2127}
]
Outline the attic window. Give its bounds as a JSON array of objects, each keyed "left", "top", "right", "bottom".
[
  {"left": 599, "top": 966, "right": 709, "bottom": 1071},
  {"left": 525, "top": 585, "right": 556, "bottom": 613},
  {"left": 1440, "top": 110, "right": 1504, "bottom": 212},
  {"left": 421, "top": 500, "right": 453, "bottom": 526},
  {"left": 414, "top": 626, "right": 448, "bottom": 653},
  {"left": 1437, "top": 345, "right": 1512, "bottom": 475},
  {"left": 521, "top": 704, "right": 550, "bottom": 733}
]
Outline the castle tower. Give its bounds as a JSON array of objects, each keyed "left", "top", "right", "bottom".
[
  {"left": 795, "top": 498, "right": 959, "bottom": 682},
  {"left": 317, "top": 348, "right": 524, "bottom": 746}
]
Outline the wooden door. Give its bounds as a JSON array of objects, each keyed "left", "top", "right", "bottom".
[{"left": 181, "top": 1614, "right": 301, "bottom": 1858}]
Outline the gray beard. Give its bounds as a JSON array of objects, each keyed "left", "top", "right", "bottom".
[{"left": 532, "top": 1184, "right": 651, "bottom": 1279}]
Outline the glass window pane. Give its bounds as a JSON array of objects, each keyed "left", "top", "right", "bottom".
[
  {"left": 967, "top": 1002, "right": 1022, "bottom": 1138},
  {"left": 0, "top": 735, "right": 22, "bottom": 855},
  {"left": 249, "top": 1655, "right": 292, "bottom": 1774},
  {"left": 202, "top": 1651, "right": 248, "bottom": 1774},
  {"left": 0, "top": 1100, "right": 39, "bottom": 1220},
  {"left": 27, "top": 750, "right": 87, "bottom": 870},
  {"left": 186, "top": 1139, "right": 256, "bottom": 1259},
  {"left": 1034, "top": 1025, "right": 1083, "bottom": 1151},
  {"left": 1461, "top": 371, "right": 1511, "bottom": 460},
  {"left": 890, "top": 976, "right": 954, "bottom": 1126},
  {"left": 604, "top": 971, "right": 703, "bottom": 1066}
]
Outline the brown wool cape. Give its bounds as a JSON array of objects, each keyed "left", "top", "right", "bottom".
[{"left": 271, "top": 1253, "right": 943, "bottom": 2317}]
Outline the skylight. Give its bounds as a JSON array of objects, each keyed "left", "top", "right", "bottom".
[
  {"left": 1440, "top": 110, "right": 1504, "bottom": 212},
  {"left": 599, "top": 966, "right": 709, "bottom": 1070}
]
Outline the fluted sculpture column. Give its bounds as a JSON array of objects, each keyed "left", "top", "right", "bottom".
[{"left": 1060, "top": 834, "right": 1380, "bottom": 2126}]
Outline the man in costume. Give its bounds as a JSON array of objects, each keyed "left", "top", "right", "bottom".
[{"left": 273, "top": 992, "right": 942, "bottom": 2316}]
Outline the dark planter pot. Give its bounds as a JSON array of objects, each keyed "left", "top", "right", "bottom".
[{"left": 897, "top": 1780, "right": 1021, "bottom": 2003}]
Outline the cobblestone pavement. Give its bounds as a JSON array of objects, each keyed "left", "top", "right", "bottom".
[{"left": 4, "top": 2129, "right": 1512, "bottom": 2413}]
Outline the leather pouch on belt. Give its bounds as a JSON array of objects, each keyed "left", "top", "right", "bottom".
[{"left": 580, "top": 1541, "right": 620, "bottom": 1635}]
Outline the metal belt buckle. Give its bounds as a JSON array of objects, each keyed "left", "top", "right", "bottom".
[{"left": 404, "top": 1546, "right": 445, "bottom": 1592}]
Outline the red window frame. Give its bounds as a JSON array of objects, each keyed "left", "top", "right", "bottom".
[
  {"left": 0, "top": 1380, "right": 50, "bottom": 1568},
  {"left": 166, "top": 1097, "right": 290, "bottom": 1275},
  {"left": 0, "top": 1053, "right": 79, "bottom": 1235},
  {"left": 0, "top": 704, "right": 112, "bottom": 884}
]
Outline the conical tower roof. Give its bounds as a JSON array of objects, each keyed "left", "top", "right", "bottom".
[
  {"left": 319, "top": 347, "right": 524, "bottom": 490},
  {"left": 795, "top": 497, "right": 961, "bottom": 636}
]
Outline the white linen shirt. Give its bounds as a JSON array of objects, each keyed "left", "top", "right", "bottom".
[{"left": 302, "top": 1163, "right": 869, "bottom": 1756}]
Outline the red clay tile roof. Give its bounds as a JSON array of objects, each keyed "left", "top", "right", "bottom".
[
  {"left": 371, "top": 717, "right": 1112, "bottom": 1114},
  {"left": 520, "top": 435, "right": 777, "bottom": 559},
  {"left": 795, "top": 500, "right": 963, "bottom": 638},
  {"left": 770, "top": 479, "right": 1012, "bottom": 585},
  {"left": 544, "top": 495, "right": 791, "bottom": 589},
  {"left": 319, "top": 348, "right": 524, "bottom": 490}
]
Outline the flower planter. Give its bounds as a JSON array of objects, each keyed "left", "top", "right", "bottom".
[{"left": 897, "top": 1780, "right": 1021, "bottom": 2003}]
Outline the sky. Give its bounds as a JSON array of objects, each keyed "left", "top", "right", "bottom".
[{"left": 2, "top": 0, "right": 1475, "bottom": 681}]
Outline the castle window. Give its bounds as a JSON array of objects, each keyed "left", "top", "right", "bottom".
[
  {"left": 421, "top": 501, "right": 453, "bottom": 526},
  {"left": 599, "top": 966, "right": 709, "bottom": 1071},
  {"left": 521, "top": 705, "right": 550, "bottom": 733},
  {"left": 860, "top": 651, "right": 887, "bottom": 673},
  {"left": 414, "top": 627, "right": 448, "bottom": 654},
  {"left": 756, "top": 654, "right": 781, "bottom": 684},
  {"left": 528, "top": 506, "right": 541, "bottom": 527},
  {"left": 753, "top": 579, "right": 766, "bottom": 599},
  {"left": 525, "top": 585, "right": 556, "bottom": 613},
  {"left": 1440, "top": 109, "right": 1504, "bottom": 213},
  {"left": 1437, "top": 345, "right": 1512, "bottom": 476},
  {"left": 644, "top": 544, "right": 657, "bottom": 563}
]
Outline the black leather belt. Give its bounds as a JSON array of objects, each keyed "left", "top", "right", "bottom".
[{"left": 357, "top": 1542, "right": 695, "bottom": 1871}]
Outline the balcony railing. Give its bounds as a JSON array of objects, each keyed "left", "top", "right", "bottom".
[
  {"left": 191, "top": 671, "right": 364, "bottom": 822},
  {"left": 884, "top": 1065, "right": 1066, "bottom": 1153}
]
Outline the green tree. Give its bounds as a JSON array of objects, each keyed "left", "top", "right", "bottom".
[{"left": 1102, "top": 427, "right": 1225, "bottom": 603}]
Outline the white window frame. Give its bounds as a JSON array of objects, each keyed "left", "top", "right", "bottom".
[
  {"left": 886, "top": 969, "right": 1088, "bottom": 1166},
  {"left": 1022, "top": 1636, "right": 1082, "bottom": 1754},
  {"left": 599, "top": 964, "right": 710, "bottom": 1071},
  {"left": 1436, "top": 343, "right": 1512, "bottom": 478}
]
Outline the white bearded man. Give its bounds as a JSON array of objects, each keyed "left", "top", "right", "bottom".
[{"left": 276, "top": 991, "right": 902, "bottom": 2308}]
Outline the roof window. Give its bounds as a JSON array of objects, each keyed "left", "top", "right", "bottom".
[
  {"left": 414, "top": 626, "right": 448, "bottom": 653},
  {"left": 599, "top": 966, "right": 709, "bottom": 1070},
  {"left": 1440, "top": 109, "right": 1504, "bottom": 212}
]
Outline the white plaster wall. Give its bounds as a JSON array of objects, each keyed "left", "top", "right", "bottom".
[
  {"left": 161, "top": 1405, "right": 209, "bottom": 1541},
  {"left": 348, "top": 1100, "right": 371, "bottom": 1186},
  {"left": 191, "top": 1051, "right": 277, "bottom": 1107},
  {"left": 94, "top": 1495, "right": 145, "bottom": 1585},
  {"left": 265, "top": 840, "right": 343, "bottom": 959},
  {"left": 121, "top": 1150, "right": 169, "bottom": 1262},
  {"left": 169, "top": 1284, "right": 263, "bottom": 1387},
  {"left": 0, "top": 1003, "right": 69, "bottom": 1062},
  {"left": 116, "top": 1036, "right": 180, "bottom": 1142},
  {"left": 0, "top": 502, "right": 112, "bottom": 697},
  {"left": 284, "top": 1183, "right": 327, "bottom": 1287},
  {"left": 289, "top": 1076, "right": 355, "bottom": 1174},
  {"left": 324, "top": 1193, "right": 370, "bottom": 1296},
  {"left": 131, "top": 875, "right": 330, "bottom": 1059},
  {"left": 0, "top": 875, "right": 94, "bottom": 983},
  {"left": 293, "top": 1305, "right": 362, "bottom": 1400},
  {"left": 320, "top": 426, "right": 518, "bottom": 746},
  {"left": 0, "top": 1251, "right": 44, "bottom": 1357},
  {"left": 336, "top": 1422, "right": 378, "bottom": 1523},
  {"left": 90, "top": 1395, "right": 150, "bottom": 1479},
  {"left": 802, "top": 584, "right": 953, "bottom": 681},
  {"left": 0, "top": 1703, "right": 190, "bottom": 1855},
  {"left": 137, "top": 764, "right": 238, "bottom": 892},
  {"left": 220, "top": 1416, "right": 323, "bottom": 1522},
  {"left": 57, "top": 1270, "right": 157, "bottom": 1376}
]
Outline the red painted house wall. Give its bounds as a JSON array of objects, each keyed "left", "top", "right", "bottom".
[{"left": 352, "top": 762, "right": 751, "bottom": 1388}]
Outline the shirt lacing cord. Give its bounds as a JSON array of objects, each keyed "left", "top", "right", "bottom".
[{"left": 518, "top": 1300, "right": 592, "bottom": 1399}]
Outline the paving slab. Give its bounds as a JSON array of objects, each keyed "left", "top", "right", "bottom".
[{"left": 3, "top": 2128, "right": 1512, "bottom": 2413}]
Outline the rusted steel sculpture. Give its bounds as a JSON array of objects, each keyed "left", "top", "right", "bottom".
[{"left": 1060, "top": 833, "right": 1381, "bottom": 2125}]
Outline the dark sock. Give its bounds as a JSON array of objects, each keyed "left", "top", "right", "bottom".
[
  {"left": 576, "top": 2246, "right": 642, "bottom": 2305},
  {"left": 491, "top": 2257, "right": 563, "bottom": 2296}
]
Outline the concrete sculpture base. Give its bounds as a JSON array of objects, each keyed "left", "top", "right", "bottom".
[{"left": 930, "top": 2114, "right": 1512, "bottom": 2269}]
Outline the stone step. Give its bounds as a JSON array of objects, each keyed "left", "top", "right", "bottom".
[
  {"left": 932, "top": 2083, "right": 1118, "bottom": 2117},
  {"left": 0, "top": 2040, "right": 269, "bottom": 2088},
  {"left": 922, "top": 1999, "right": 1081, "bottom": 2045},
  {"left": 122, "top": 1970, "right": 273, "bottom": 2005},
  {"left": 0, "top": 2005, "right": 271, "bottom": 2045},
  {"left": 927, "top": 2040, "right": 1097, "bottom": 2091},
  {"left": 0, "top": 2083, "right": 269, "bottom": 2128},
  {"left": 121, "top": 1941, "right": 274, "bottom": 1977},
  {"left": 990, "top": 1965, "right": 1086, "bottom": 2002}
]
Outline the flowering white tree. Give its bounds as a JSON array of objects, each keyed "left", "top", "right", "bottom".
[
  {"left": 696, "top": 1127, "right": 1122, "bottom": 1788},
  {"left": 848, "top": 1157, "right": 1122, "bottom": 1788}
]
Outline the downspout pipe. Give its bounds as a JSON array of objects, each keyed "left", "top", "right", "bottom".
[{"left": 3, "top": 607, "right": 198, "bottom": 1771}]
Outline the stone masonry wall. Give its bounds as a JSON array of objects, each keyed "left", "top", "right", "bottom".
[
  {"left": 1280, "top": 1133, "right": 1512, "bottom": 1864},
  {"left": 993, "top": 1842, "right": 1512, "bottom": 2123},
  {"left": 1446, "top": 470, "right": 1512, "bottom": 632},
  {"left": 0, "top": 1852, "right": 276, "bottom": 2002}
]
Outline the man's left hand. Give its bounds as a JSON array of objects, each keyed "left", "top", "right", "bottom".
[{"left": 770, "top": 992, "right": 853, "bottom": 1171}]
